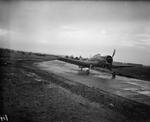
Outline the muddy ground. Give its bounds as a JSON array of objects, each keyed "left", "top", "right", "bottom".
[{"left": 1, "top": 48, "right": 150, "bottom": 122}]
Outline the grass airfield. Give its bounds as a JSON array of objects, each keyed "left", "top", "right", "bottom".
[{"left": 1, "top": 48, "right": 150, "bottom": 122}]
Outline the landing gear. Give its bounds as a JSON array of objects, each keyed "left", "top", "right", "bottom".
[
  {"left": 86, "top": 69, "right": 90, "bottom": 75},
  {"left": 80, "top": 67, "right": 83, "bottom": 71},
  {"left": 86, "top": 65, "right": 92, "bottom": 75},
  {"left": 78, "top": 65, "right": 92, "bottom": 75},
  {"left": 112, "top": 71, "right": 116, "bottom": 79}
]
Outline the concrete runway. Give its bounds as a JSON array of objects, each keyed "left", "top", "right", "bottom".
[{"left": 37, "top": 60, "right": 150, "bottom": 106}]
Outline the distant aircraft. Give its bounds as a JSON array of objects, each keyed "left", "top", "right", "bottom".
[{"left": 58, "top": 49, "right": 133, "bottom": 78}]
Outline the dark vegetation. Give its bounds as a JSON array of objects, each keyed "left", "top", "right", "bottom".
[
  {"left": 110, "top": 61, "right": 150, "bottom": 81},
  {"left": 0, "top": 48, "right": 58, "bottom": 122},
  {"left": 113, "top": 66, "right": 150, "bottom": 81},
  {"left": 0, "top": 48, "right": 57, "bottom": 63}
]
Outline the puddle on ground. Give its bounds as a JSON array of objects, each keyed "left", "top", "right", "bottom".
[
  {"left": 26, "top": 72, "right": 37, "bottom": 77},
  {"left": 123, "top": 87, "right": 139, "bottom": 91},
  {"left": 35, "top": 78, "right": 42, "bottom": 82},
  {"left": 137, "top": 91, "right": 150, "bottom": 97},
  {"left": 126, "top": 82, "right": 141, "bottom": 86}
]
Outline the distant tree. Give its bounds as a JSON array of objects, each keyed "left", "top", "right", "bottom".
[
  {"left": 70, "top": 55, "right": 74, "bottom": 59},
  {"left": 75, "top": 57, "right": 79, "bottom": 60}
]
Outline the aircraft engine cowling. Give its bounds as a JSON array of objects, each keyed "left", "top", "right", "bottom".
[{"left": 106, "top": 55, "right": 113, "bottom": 64}]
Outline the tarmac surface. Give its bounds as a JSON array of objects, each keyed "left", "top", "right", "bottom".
[{"left": 37, "top": 60, "right": 150, "bottom": 106}]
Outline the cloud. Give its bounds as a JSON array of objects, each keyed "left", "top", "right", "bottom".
[
  {"left": 0, "top": 1, "right": 150, "bottom": 65},
  {"left": 0, "top": 28, "right": 9, "bottom": 36},
  {"left": 0, "top": 28, "right": 11, "bottom": 48},
  {"left": 118, "top": 32, "right": 150, "bottom": 49}
]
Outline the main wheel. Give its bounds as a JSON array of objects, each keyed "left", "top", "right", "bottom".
[
  {"left": 112, "top": 72, "right": 116, "bottom": 79},
  {"left": 86, "top": 69, "right": 90, "bottom": 75}
]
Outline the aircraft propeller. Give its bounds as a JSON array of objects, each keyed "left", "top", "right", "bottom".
[
  {"left": 106, "top": 49, "right": 116, "bottom": 71},
  {"left": 112, "top": 49, "right": 116, "bottom": 58}
]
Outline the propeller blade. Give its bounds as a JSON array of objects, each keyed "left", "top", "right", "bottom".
[{"left": 112, "top": 49, "right": 116, "bottom": 58}]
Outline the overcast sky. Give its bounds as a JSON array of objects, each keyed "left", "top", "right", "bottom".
[{"left": 0, "top": 1, "right": 150, "bottom": 65}]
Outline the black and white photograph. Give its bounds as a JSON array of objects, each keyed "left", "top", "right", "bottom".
[{"left": 0, "top": 0, "right": 150, "bottom": 122}]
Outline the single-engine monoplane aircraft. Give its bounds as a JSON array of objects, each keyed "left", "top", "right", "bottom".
[{"left": 58, "top": 49, "right": 133, "bottom": 78}]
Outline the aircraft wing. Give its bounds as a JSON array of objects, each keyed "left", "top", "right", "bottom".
[
  {"left": 112, "top": 64, "right": 136, "bottom": 68},
  {"left": 57, "top": 56, "right": 137, "bottom": 70},
  {"left": 58, "top": 57, "right": 97, "bottom": 68}
]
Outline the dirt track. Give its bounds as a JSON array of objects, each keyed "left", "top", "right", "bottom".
[{"left": 37, "top": 60, "right": 150, "bottom": 105}]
